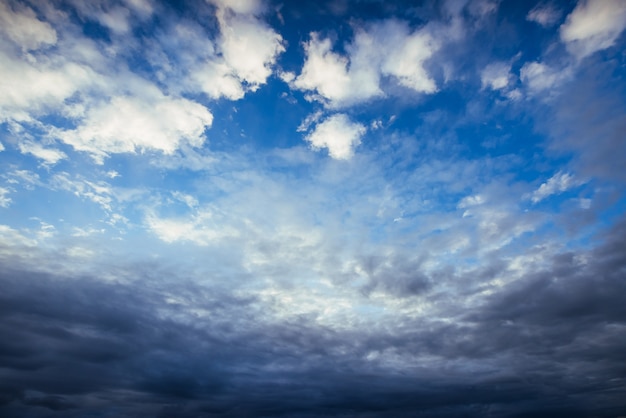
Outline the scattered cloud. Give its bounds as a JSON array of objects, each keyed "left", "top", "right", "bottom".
[
  {"left": 560, "top": 0, "right": 626, "bottom": 59},
  {"left": 305, "top": 114, "right": 366, "bottom": 160},
  {"left": 520, "top": 61, "right": 571, "bottom": 95},
  {"left": 0, "top": 1, "right": 57, "bottom": 50},
  {"left": 0, "top": 187, "right": 11, "bottom": 207},
  {"left": 56, "top": 95, "right": 213, "bottom": 163},
  {"left": 527, "top": 2, "right": 562, "bottom": 27},
  {"left": 481, "top": 61, "right": 512, "bottom": 91},
  {"left": 531, "top": 171, "right": 585, "bottom": 203},
  {"left": 291, "top": 19, "right": 440, "bottom": 108},
  {"left": 17, "top": 140, "right": 66, "bottom": 165}
]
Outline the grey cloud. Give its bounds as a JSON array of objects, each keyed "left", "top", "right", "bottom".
[{"left": 2, "top": 213, "right": 625, "bottom": 417}]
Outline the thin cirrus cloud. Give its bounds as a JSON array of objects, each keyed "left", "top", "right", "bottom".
[{"left": 1, "top": 0, "right": 626, "bottom": 417}]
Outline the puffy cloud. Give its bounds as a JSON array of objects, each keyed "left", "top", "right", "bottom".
[
  {"left": 147, "top": 209, "right": 238, "bottom": 245},
  {"left": 380, "top": 24, "right": 438, "bottom": 93},
  {"left": 186, "top": 0, "right": 284, "bottom": 100},
  {"left": 0, "top": 1, "right": 57, "bottom": 50},
  {"left": 305, "top": 114, "right": 366, "bottom": 160},
  {"left": 480, "top": 61, "right": 512, "bottom": 90},
  {"left": 0, "top": 51, "right": 93, "bottom": 122},
  {"left": 531, "top": 171, "right": 585, "bottom": 203},
  {"left": 216, "top": 9, "right": 285, "bottom": 89},
  {"left": 526, "top": 2, "right": 562, "bottom": 27},
  {"left": 291, "top": 20, "right": 439, "bottom": 108},
  {"left": 520, "top": 61, "right": 570, "bottom": 94},
  {"left": 56, "top": 95, "right": 213, "bottom": 163},
  {"left": 560, "top": 0, "right": 626, "bottom": 59},
  {"left": 0, "top": 187, "right": 11, "bottom": 208},
  {"left": 17, "top": 140, "right": 67, "bottom": 165},
  {"left": 293, "top": 34, "right": 363, "bottom": 107}
]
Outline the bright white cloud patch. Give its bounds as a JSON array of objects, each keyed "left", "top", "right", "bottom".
[
  {"left": 147, "top": 209, "right": 238, "bottom": 245},
  {"left": 560, "top": 0, "right": 626, "bottom": 59},
  {"left": 189, "top": 0, "right": 284, "bottom": 100},
  {"left": 292, "top": 20, "right": 439, "bottom": 108},
  {"left": 0, "top": 53, "right": 93, "bottom": 122},
  {"left": 531, "top": 171, "right": 585, "bottom": 203},
  {"left": 57, "top": 95, "right": 213, "bottom": 163},
  {"left": 216, "top": 9, "right": 285, "bottom": 89},
  {"left": 527, "top": 3, "right": 562, "bottom": 27},
  {"left": 18, "top": 140, "right": 66, "bottom": 165},
  {"left": 305, "top": 114, "right": 366, "bottom": 160}
]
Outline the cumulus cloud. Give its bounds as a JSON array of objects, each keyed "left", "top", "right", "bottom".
[
  {"left": 147, "top": 208, "right": 238, "bottom": 245},
  {"left": 520, "top": 61, "right": 571, "bottom": 95},
  {"left": 56, "top": 95, "right": 213, "bottom": 163},
  {"left": 305, "top": 114, "right": 366, "bottom": 160},
  {"left": 18, "top": 140, "right": 67, "bottom": 165},
  {"left": 526, "top": 2, "right": 562, "bottom": 27},
  {"left": 291, "top": 20, "right": 439, "bottom": 108},
  {"left": 531, "top": 171, "right": 585, "bottom": 203},
  {"left": 0, "top": 1, "right": 57, "bottom": 50},
  {"left": 480, "top": 61, "right": 512, "bottom": 91},
  {"left": 0, "top": 51, "right": 93, "bottom": 122},
  {"left": 215, "top": 7, "right": 285, "bottom": 90},
  {"left": 0, "top": 187, "right": 11, "bottom": 207},
  {"left": 560, "top": 0, "right": 626, "bottom": 59},
  {"left": 184, "top": 0, "right": 285, "bottom": 100}
]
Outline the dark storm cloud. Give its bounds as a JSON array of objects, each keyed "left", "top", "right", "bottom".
[{"left": 1, "top": 214, "right": 625, "bottom": 418}]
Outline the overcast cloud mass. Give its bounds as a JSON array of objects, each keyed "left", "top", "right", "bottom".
[{"left": 1, "top": 0, "right": 626, "bottom": 416}]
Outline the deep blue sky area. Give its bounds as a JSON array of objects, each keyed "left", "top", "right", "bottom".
[{"left": 1, "top": 0, "right": 626, "bottom": 416}]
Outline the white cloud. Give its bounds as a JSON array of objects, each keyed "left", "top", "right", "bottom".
[
  {"left": 481, "top": 61, "right": 512, "bottom": 90},
  {"left": 216, "top": 10, "right": 285, "bottom": 89},
  {"left": 147, "top": 209, "right": 238, "bottom": 245},
  {"left": 297, "top": 110, "right": 324, "bottom": 132},
  {"left": 210, "top": 0, "right": 265, "bottom": 15},
  {"left": 56, "top": 95, "right": 213, "bottom": 163},
  {"left": 291, "top": 20, "right": 439, "bottom": 108},
  {"left": 380, "top": 23, "right": 438, "bottom": 93},
  {"left": 18, "top": 140, "right": 66, "bottom": 165},
  {"left": 0, "top": 142, "right": 4, "bottom": 151},
  {"left": 520, "top": 61, "right": 570, "bottom": 94},
  {"left": 0, "top": 1, "right": 57, "bottom": 50},
  {"left": 560, "top": 0, "right": 626, "bottom": 59},
  {"left": 0, "top": 51, "right": 93, "bottom": 122},
  {"left": 172, "top": 191, "right": 199, "bottom": 208},
  {"left": 531, "top": 171, "right": 586, "bottom": 203},
  {"left": 193, "top": 61, "right": 246, "bottom": 100},
  {"left": 305, "top": 114, "right": 366, "bottom": 160},
  {"left": 51, "top": 172, "right": 115, "bottom": 211},
  {"left": 292, "top": 34, "right": 359, "bottom": 107},
  {"left": 175, "top": 1, "right": 284, "bottom": 101},
  {"left": 527, "top": 3, "right": 562, "bottom": 27},
  {"left": 0, "top": 187, "right": 11, "bottom": 208},
  {"left": 458, "top": 194, "right": 485, "bottom": 208}
]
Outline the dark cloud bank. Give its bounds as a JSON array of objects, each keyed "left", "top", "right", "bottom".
[{"left": 1, "top": 218, "right": 625, "bottom": 417}]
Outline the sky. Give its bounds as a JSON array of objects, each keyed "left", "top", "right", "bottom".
[{"left": 1, "top": 0, "right": 626, "bottom": 416}]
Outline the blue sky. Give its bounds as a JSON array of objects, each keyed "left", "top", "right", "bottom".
[{"left": 1, "top": 0, "right": 626, "bottom": 416}]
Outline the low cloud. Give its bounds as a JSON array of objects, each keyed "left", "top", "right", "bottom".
[
  {"left": 560, "top": 0, "right": 626, "bottom": 59},
  {"left": 291, "top": 19, "right": 440, "bottom": 108},
  {"left": 305, "top": 114, "right": 366, "bottom": 160},
  {"left": 531, "top": 171, "right": 585, "bottom": 203}
]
